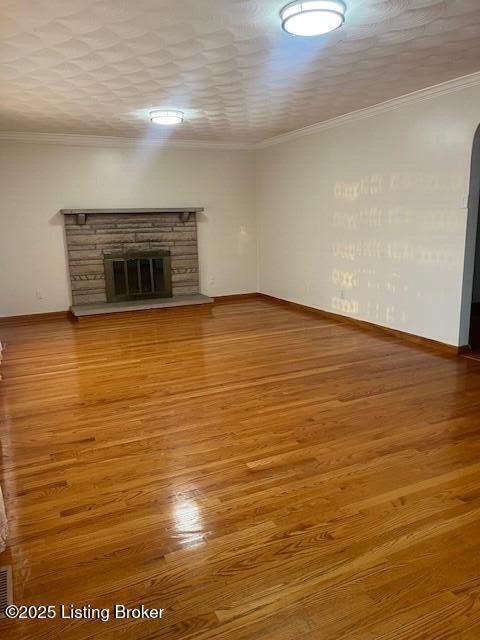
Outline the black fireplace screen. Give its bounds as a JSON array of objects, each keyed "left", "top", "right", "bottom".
[{"left": 104, "top": 250, "right": 172, "bottom": 302}]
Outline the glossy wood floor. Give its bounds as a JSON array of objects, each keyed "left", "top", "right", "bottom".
[{"left": 1, "top": 297, "right": 480, "bottom": 639}]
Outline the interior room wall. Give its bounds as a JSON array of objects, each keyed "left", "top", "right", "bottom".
[
  {"left": 2, "top": 81, "right": 480, "bottom": 346},
  {"left": 0, "top": 141, "right": 257, "bottom": 316},
  {"left": 256, "top": 84, "right": 480, "bottom": 347}
]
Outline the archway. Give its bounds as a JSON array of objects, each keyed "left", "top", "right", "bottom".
[{"left": 459, "top": 124, "right": 480, "bottom": 348}]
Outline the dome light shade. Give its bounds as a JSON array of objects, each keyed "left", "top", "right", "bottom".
[
  {"left": 150, "top": 110, "right": 184, "bottom": 125},
  {"left": 281, "top": 1, "right": 346, "bottom": 36}
]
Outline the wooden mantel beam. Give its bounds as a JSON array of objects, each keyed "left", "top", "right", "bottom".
[{"left": 60, "top": 208, "right": 205, "bottom": 225}]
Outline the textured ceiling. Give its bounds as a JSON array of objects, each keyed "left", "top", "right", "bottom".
[{"left": 1, "top": 0, "right": 480, "bottom": 143}]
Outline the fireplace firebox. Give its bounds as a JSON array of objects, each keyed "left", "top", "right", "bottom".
[{"left": 104, "top": 250, "right": 172, "bottom": 302}]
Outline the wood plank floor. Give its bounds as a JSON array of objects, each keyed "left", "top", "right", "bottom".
[{"left": 1, "top": 297, "right": 480, "bottom": 639}]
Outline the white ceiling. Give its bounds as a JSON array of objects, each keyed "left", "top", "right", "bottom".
[{"left": 1, "top": 0, "right": 480, "bottom": 144}]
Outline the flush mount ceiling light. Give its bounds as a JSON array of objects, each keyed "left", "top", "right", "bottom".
[
  {"left": 150, "top": 110, "right": 184, "bottom": 125},
  {"left": 281, "top": 0, "right": 346, "bottom": 36}
]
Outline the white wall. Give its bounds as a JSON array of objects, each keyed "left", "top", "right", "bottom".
[
  {"left": 0, "top": 142, "right": 257, "bottom": 316},
  {"left": 3, "top": 83, "right": 480, "bottom": 345},
  {"left": 256, "top": 85, "right": 480, "bottom": 346}
]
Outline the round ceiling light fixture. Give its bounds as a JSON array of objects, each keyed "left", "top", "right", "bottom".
[
  {"left": 150, "top": 110, "right": 184, "bottom": 125},
  {"left": 281, "top": 1, "right": 346, "bottom": 36}
]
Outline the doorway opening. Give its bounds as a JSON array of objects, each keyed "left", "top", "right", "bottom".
[
  {"left": 459, "top": 124, "right": 480, "bottom": 350},
  {"left": 470, "top": 207, "right": 480, "bottom": 350}
]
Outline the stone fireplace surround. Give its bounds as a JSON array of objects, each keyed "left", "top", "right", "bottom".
[{"left": 62, "top": 209, "right": 206, "bottom": 311}]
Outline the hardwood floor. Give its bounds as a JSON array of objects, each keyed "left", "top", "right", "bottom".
[{"left": 1, "top": 297, "right": 480, "bottom": 639}]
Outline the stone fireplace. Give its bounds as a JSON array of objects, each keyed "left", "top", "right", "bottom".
[{"left": 61, "top": 208, "right": 212, "bottom": 316}]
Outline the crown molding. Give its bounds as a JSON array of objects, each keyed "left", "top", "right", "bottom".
[
  {"left": 0, "top": 131, "right": 255, "bottom": 151},
  {"left": 256, "top": 71, "right": 480, "bottom": 149},
  {"left": 2, "top": 71, "right": 480, "bottom": 152}
]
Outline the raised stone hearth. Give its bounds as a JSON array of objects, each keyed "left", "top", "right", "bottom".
[
  {"left": 62, "top": 209, "right": 206, "bottom": 311},
  {"left": 70, "top": 294, "right": 213, "bottom": 317}
]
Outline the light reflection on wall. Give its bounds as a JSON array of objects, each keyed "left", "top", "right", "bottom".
[
  {"left": 331, "top": 296, "right": 359, "bottom": 315},
  {"left": 334, "top": 175, "right": 384, "bottom": 201},
  {"left": 332, "top": 268, "right": 357, "bottom": 289},
  {"left": 330, "top": 171, "right": 464, "bottom": 327},
  {"left": 237, "top": 224, "right": 250, "bottom": 255},
  {"left": 389, "top": 172, "right": 464, "bottom": 194}
]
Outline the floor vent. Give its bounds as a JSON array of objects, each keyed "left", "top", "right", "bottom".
[{"left": 0, "top": 566, "right": 13, "bottom": 618}]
